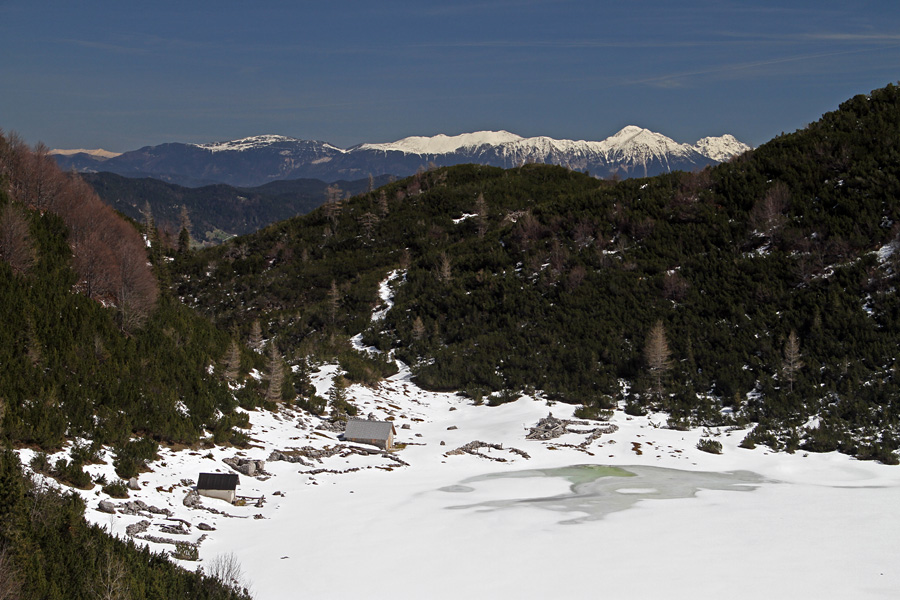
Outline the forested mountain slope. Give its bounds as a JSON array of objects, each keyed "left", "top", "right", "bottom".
[
  {"left": 0, "top": 135, "right": 262, "bottom": 597},
  {"left": 81, "top": 172, "right": 394, "bottom": 244},
  {"left": 173, "top": 83, "right": 900, "bottom": 463},
  {"left": 0, "top": 133, "right": 259, "bottom": 454}
]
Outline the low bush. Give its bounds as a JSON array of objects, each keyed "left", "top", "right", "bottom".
[{"left": 697, "top": 438, "right": 723, "bottom": 454}]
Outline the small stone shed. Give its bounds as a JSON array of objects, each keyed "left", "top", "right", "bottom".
[
  {"left": 343, "top": 418, "right": 397, "bottom": 450},
  {"left": 197, "top": 472, "right": 240, "bottom": 504}
]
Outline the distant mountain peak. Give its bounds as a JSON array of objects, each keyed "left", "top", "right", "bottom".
[
  {"left": 195, "top": 134, "right": 302, "bottom": 153},
  {"left": 357, "top": 130, "right": 524, "bottom": 155},
  {"left": 50, "top": 148, "right": 121, "bottom": 159},
  {"left": 692, "top": 134, "right": 752, "bottom": 162}
]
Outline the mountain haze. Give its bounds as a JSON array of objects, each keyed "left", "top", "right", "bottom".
[{"left": 53, "top": 127, "right": 750, "bottom": 187}]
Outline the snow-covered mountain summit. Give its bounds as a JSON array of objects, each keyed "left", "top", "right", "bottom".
[
  {"left": 195, "top": 134, "right": 347, "bottom": 154},
  {"left": 692, "top": 134, "right": 751, "bottom": 162},
  {"left": 357, "top": 130, "right": 524, "bottom": 155}
]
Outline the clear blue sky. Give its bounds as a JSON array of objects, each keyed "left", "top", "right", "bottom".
[{"left": 2, "top": 0, "right": 898, "bottom": 151}]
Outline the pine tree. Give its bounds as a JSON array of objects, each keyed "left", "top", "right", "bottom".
[
  {"left": 328, "top": 375, "right": 351, "bottom": 416},
  {"left": 644, "top": 320, "right": 672, "bottom": 400},
  {"left": 177, "top": 205, "right": 192, "bottom": 253}
]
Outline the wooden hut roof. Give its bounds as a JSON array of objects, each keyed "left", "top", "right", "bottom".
[
  {"left": 344, "top": 418, "right": 396, "bottom": 441},
  {"left": 197, "top": 472, "right": 240, "bottom": 491}
]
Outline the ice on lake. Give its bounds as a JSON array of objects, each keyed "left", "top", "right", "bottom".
[{"left": 440, "top": 464, "right": 766, "bottom": 523}]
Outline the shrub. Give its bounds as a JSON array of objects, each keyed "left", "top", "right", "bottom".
[
  {"left": 29, "top": 452, "right": 51, "bottom": 474},
  {"left": 102, "top": 480, "right": 130, "bottom": 498},
  {"left": 697, "top": 438, "right": 723, "bottom": 454},
  {"left": 172, "top": 541, "right": 199, "bottom": 561},
  {"left": 53, "top": 459, "right": 93, "bottom": 489},
  {"left": 573, "top": 404, "right": 613, "bottom": 421},
  {"left": 113, "top": 438, "right": 159, "bottom": 479}
]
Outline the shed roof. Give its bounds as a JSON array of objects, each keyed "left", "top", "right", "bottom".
[
  {"left": 197, "top": 472, "right": 240, "bottom": 490},
  {"left": 344, "top": 418, "right": 396, "bottom": 441}
]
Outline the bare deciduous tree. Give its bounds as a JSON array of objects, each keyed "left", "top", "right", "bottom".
[
  {"left": 644, "top": 320, "right": 672, "bottom": 400},
  {"left": 782, "top": 329, "right": 804, "bottom": 393},
  {"left": 377, "top": 190, "right": 389, "bottom": 217},
  {"left": 474, "top": 193, "right": 488, "bottom": 239},
  {"left": 359, "top": 211, "right": 379, "bottom": 241},
  {"left": 94, "top": 550, "right": 129, "bottom": 600},
  {"left": 265, "top": 343, "right": 285, "bottom": 402},
  {"left": 750, "top": 182, "right": 790, "bottom": 238},
  {"left": 437, "top": 252, "right": 452, "bottom": 283},
  {"left": 248, "top": 319, "right": 263, "bottom": 351},
  {"left": 206, "top": 552, "right": 250, "bottom": 593},
  {"left": 221, "top": 340, "right": 241, "bottom": 382},
  {"left": 0, "top": 544, "right": 22, "bottom": 600},
  {"left": 0, "top": 202, "right": 35, "bottom": 275},
  {"left": 323, "top": 185, "right": 344, "bottom": 225},
  {"left": 116, "top": 233, "right": 159, "bottom": 332},
  {"left": 412, "top": 316, "right": 426, "bottom": 340}
]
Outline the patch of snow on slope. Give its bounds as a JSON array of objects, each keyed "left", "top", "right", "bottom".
[
  {"left": 196, "top": 135, "right": 302, "bottom": 153},
  {"left": 371, "top": 269, "right": 403, "bottom": 322},
  {"left": 877, "top": 241, "right": 897, "bottom": 263}
]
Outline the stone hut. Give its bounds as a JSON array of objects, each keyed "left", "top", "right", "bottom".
[
  {"left": 197, "top": 472, "right": 240, "bottom": 504},
  {"left": 343, "top": 418, "right": 397, "bottom": 450}
]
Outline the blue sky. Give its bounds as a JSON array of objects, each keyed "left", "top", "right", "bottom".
[{"left": 2, "top": 0, "right": 898, "bottom": 151}]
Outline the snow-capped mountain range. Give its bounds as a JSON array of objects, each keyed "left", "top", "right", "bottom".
[{"left": 52, "top": 127, "right": 751, "bottom": 187}]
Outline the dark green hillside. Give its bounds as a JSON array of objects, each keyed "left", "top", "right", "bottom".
[
  {"left": 0, "top": 450, "right": 250, "bottom": 600},
  {"left": 173, "top": 83, "right": 900, "bottom": 462},
  {"left": 82, "top": 171, "right": 394, "bottom": 244},
  {"left": 0, "top": 133, "right": 256, "bottom": 455}
]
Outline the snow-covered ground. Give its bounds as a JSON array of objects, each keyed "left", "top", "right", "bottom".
[
  {"left": 17, "top": 278, "right": 900, "bottom": 598},
  {"left": 18, "top": 364, "right": 900, "bottom": 599}
]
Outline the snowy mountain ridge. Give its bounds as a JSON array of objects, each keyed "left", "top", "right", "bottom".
[
  {"left": 52, "top": 126, "right": 751, "bottom": 186},
  {"left": 347, "top": 126, "right": 748, "bottom": 164}
]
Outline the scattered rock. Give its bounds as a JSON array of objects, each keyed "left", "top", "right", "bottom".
[
  {"left": 224, "top": 455, "right": 267, "bottom": 477},
  {"left": 401, "top": 424, "right": 411, "bottom": 430},
  {"left": 197, "top": 522, "right": 216, "bottom": 531},
  {"left": 127, "top": 477, "right": 140, "bottom": 490},
  {"left": 447, "top": 425, "right": 458, "bottom": 430},
  {"left": 315, "top": 419, "right": 345, "bottom": 433},
  {"left": 160, "top": 521, "right": 190, "bottom": 535},
  {"left": 126, "top": 520, "right": 151, "bottom": 537},
  {"left": 183, "top": 490, "right": 202, "bottom": 508},
  {"left": 526, "top": 412, "right": 618, "bottom": 444},
  {"left": 98, "top": 500, "right": 117, "bottom": 514},
  {"left": 446, "top": 440, "right": 531, "bottom": 461}
]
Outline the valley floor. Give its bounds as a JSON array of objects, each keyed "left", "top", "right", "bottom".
[{"left": 18, "top": 362, "right": 900, "bottom": 599}]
